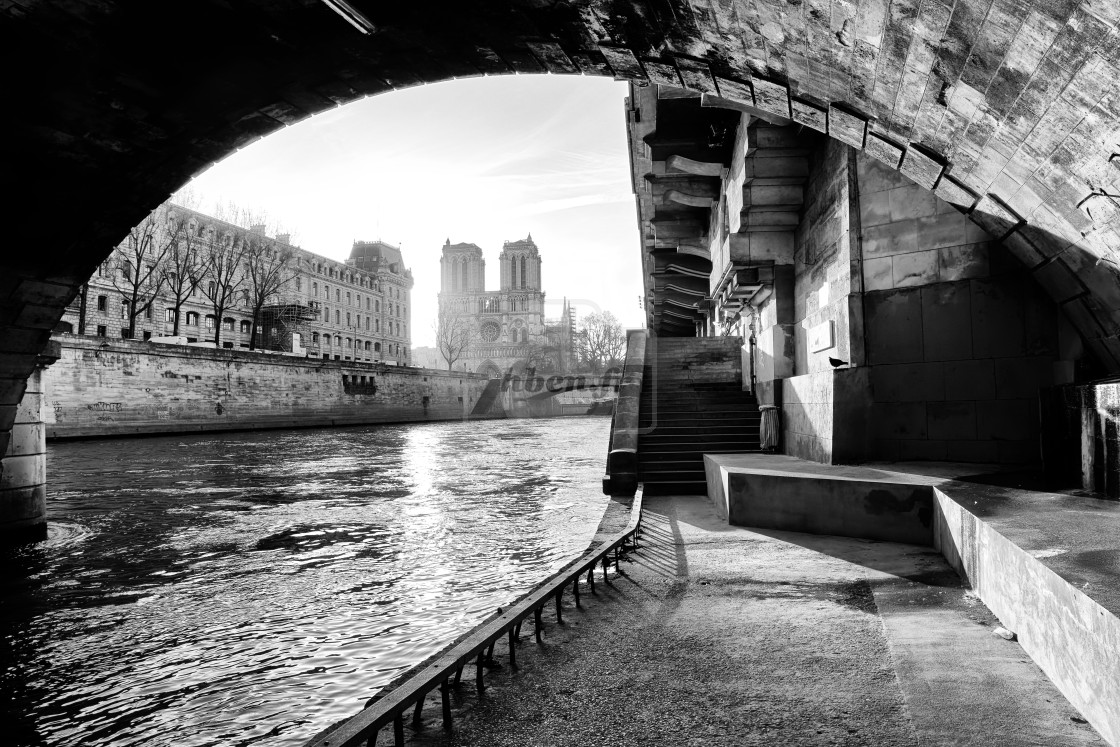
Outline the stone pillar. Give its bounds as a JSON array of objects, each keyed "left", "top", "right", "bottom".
[{"left": 0, "top": 340, "right": 60, "bottom": 542}]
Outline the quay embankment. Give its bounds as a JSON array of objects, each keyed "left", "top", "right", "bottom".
[
  {"left": 41, "top": 335, "right": 501, "bottom": 439},
  {"left": 369, "top": 493, "right": 1103, "bottom": 747}
]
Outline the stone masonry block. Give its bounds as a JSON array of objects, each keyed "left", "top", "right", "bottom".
[
  {"left": 944, "top": 358, "right": 996, "bottom": 401},
  {"left": 865, "top": 289, "right": 924, "bottom": 364},
  {"left": 863, "top": 256, "right": 894, "bottom": 291},
  {"left": 791, "top": 98, "right": 827, "bottom": 132},
  {"left": 893, "top": 249, "right": 939, "bottom": 288},
  {"left": 599, "top": 46, "right": 646, "bottom": 80},
  {"left": 1033, "top": 259, "right": 1087, "bottom": 303},
  {"left": 993, "top": 356, "right": 1056, "bottom": 399},
  {"left": 870, "top": 362, "right": 945, "bottom": 402},
  {"left": 865, "top": 132, "right": 904, "bottom": 169},
  {"left": 899, "top": 147, "right": 946, "bottom": 190},
  {"left": 861, "top": 189, "right": 892, "bottom": 228},
  {"left": 829, "top": 105, "right": 867, "bottom": 149},
  {"left": 871, "top": 402, "right": 928, "bottom": 440},
  {"left": 0, "top": 453, "right": 45, "bottom": 490},
  {"left": 675, "top": 57, "right": 717, "bottom": 93},
  {"left": 752, "top": 76, "right": 791, "bottom": 119},
  {"left": 889, "top": 184, "right": 939, "bottom": 221},
  {"left": 938, "top": 244, "right": 989, "bottom": 282},
  {"left": 946, "top": 439, "right": 999, "bottom": 463},
  {"left": 927, "top": 401, "right": 978, "bottom": 440},
  {"left": 971, "top": 195, "right": 1023, "bottom": 240},
  {"left": 898, "top": 439, "right": 949, "bottom": 461},
  {"left": 715, "top": 76, "right": 754, "bottom": 105},
  {"left": 922, "top": 280, "right": 973, "bottom": 361},
  {"left": 1001, "top": 231, "right": 1047, "bottom": 269},
  {"left": 971, "top": 277, "right": 1027, "bottom": 358},
  {"left": 643, "top": 60, "right": 683, "bottom": 87},
  {"left": 4, "top": 422, "right": 44, "bottom": 457},
  {"left": 934, "top": 175, "right": 979, "bottom": 212},
  {"left": 862, "top": 218, "right": 918, "bottom": 258},
  {"left": 976, "top": 399, "right": 1032, "bottom": 440}
]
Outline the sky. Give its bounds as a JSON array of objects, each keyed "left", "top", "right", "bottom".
[{"left": 179, "top": 75, "right": 645, "bottom": 348}]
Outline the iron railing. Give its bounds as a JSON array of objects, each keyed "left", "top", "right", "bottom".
[{"left": 303, "top": 492, "right": 645, "bottom": 747}]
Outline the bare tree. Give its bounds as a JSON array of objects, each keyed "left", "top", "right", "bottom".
[
  {"left": 111, "top": 203, "right": 177, "bottom": 339},
  {"left": 201, "top": 225, "right": 249, "bottom": 348},
  {"left": 435, "top": 299, "right": 474, "bottom": 371},
  {"left": 243, "top": 236, "right": 295, "bottom": 350},
  {"left": 160, "top": 209, "right": 209, "bottom": 336},
  {"left": 578, "top": 311, "right": 625, "bottom": 373}
]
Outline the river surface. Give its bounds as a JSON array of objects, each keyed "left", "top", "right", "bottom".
[{"left": 0, "top": 417, "right": 611, "bottom": 747}]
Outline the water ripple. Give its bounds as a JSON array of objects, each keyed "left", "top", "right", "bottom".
[{"left": 0, "top": 417, "right": 610, "bottom": 747}]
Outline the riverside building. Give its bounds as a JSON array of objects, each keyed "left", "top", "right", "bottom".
[{"left": 58, "top": 205, "right": 413, "bottom": 365}]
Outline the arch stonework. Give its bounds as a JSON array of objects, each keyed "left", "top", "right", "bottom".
[{"left": 5, "top": 1, "right": 1120, "bottom": 535}]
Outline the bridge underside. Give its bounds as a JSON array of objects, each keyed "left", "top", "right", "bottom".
[{"left": 5, "top": 1, "right": 1120, "bottom": 532}]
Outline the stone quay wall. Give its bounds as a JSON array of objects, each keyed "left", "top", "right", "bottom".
[{"left": 42, "top": 336, "right": 498, "bottom": 439}]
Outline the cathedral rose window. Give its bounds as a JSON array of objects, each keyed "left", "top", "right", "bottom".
[{"left": 480, "top": 321, "right": 500, "bottom": 342}]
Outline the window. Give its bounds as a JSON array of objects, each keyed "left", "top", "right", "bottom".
[
  {"left": 335, "top": 310, "right": 340, "bottom": 324},
  {"left": 312, "top": 332, "right": 319, "bottom": 344},
  {"left": 295, "top": 277, "right": 301, "bottom": 291},
  {"left": 366, "top": 318, "right": 370, "bottom": 331},
  {"left": 186, "top": 312, "right": 199, "bottom": 326},
  {"left": 364, "top": 341, "right": 371, "bottom": 351},
  {"left": 143, "top": 331, "right": 152, "bottom": 341},
  {"left": 335, "top": 289, "right": 340, "bottom": 302},
  {"left": 375, "top": 300, "right": 380, "bottom": 312},
  {"left": 208, "top": 282, "right": 216, "bottom": 297},
  {"left": 374, "top": 342, "right": 381, "bottom": 352},
  {"left": 240, "top": 320, "right": 251, "bottom": 334},
  {"left": 325, "top": 284, "right": 330, "bottom": 298},
  {"left": 346, "top": 292, "right": 351, "bottom": 305},
  {"left": 376, "top": 319, "right": 380, "bottom": 332},
  {"left": 313, "top": 282, "right": 318, "bottom": 296},
  {"left": 120, "top": 328, "right": 130, "bottom": 339},
  {"left": 205, "top": 315, "right": 215, "bottom": 331},
  {"left": 96, "top": 325, "right": 107, "bottom": 337},
  {"left": 97, "top": 295, "right": 107, "bottom": 312},
  {"left": 346, "top": 313, "right": 351, "bottom": 326},
  {"left": 145, "top": 306, "right": 153, "bottom": 320},
  {"left": 120, "top": 300, "right": 130, "bottom": 319},
  {"left": 323, "top": 305, "right": 329, "bottom": 321},
  {"left": 356, "top": 293, "right": 360, "bottom": 306},
  {"left": 223, "top": 318, "right": 235, "bottom": 331},
  {"left": 324, "top": 335, "right": 331, "bottom": 346},
  {"left": 346, "top": 337, "right": 352, "bottom": 349},
  {"left": 366, "top": 298, "right": 370, "bottom": 310},
  {"left": 166, "top": 308, "right": 176, "bottom": 323}
]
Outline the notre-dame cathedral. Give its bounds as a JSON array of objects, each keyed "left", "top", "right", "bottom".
[{"left": 438, "top": 234, "right": 573, "bottom": 375}]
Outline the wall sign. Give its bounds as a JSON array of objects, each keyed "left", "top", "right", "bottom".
[{"left": 809, "top": 320, "right": 834, "bottom": 353}]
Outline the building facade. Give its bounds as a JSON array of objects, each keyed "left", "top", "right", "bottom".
[
  {"left": 438, "top": 235, "right": 568, "bottom": 375},
  {"left": 59, "top": 205, "right": 414, "bottom": 365}
]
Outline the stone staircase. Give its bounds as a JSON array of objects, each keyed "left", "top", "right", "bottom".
[{"left": 637, "top": 337, "right": 761, "bottom": 495}]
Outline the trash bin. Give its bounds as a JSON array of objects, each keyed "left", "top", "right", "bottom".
[{"left": 759, "top": 404, "right": 779, "bottom": 451}]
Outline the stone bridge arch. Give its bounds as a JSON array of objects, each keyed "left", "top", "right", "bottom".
[{"left": 5, "top": 1, "right": 1120, "bottom": 537}]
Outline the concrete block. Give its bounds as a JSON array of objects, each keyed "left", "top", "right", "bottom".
[
  {"left": 723, "top": 468, "right": 934, "bottom": 545},
  {"left": 922, "top": 281, "right": 974, "bottom": 361},
  {"left": 944, "top": 358, "right": 996, "bottom": 401},
  {"left": 938, "top": 244, "right": 990, "bottom": 282},
  {"left": 864, "top": 256, "right": 894, "bottom": 291},
  {"left": 889, "top": 184, "right": 939, "bottom": 221},
  {"left": 871, "top": 362, "right": 945, "bottom": 402},
  {"left": 871, "top": 402, "right": 928, "bottom": 440},
  {"left": 976, "top": 399, "right": 1032, "bottom": 440},
  {"left": 927, "top": 401, "right": 978, "bottom": 440},
  {"left": 893, "top": 249, "right": 940, "bottom": 288},
  {"left": 865, "top": 289, "right": 924, "bottom": 364}
]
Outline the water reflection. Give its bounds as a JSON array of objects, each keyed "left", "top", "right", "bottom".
[{"left": 0, "top": 417, "right": 609, "bottom": 747}]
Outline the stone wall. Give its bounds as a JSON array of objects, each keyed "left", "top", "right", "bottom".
[
  {"left": 858, "top": 156, "right": 1081, "bottom": 463},
  {"left": 43, "top": 336, "right": 498, "bottom": 439}
]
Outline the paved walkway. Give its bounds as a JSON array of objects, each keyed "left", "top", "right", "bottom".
[{"left": 404, "top": 494, "right": 1100, "bottom": 746}]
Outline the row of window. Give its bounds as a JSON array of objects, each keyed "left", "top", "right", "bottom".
[
  {"left": 307, "top": 333, "right": 399, "bottom": 355},
  {"left": 317, "top": 307, "right": 405, "bottom": 337}
]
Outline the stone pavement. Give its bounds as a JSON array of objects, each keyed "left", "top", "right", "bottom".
[{"left": 403, "top": 494, "right": 1102, "bottom": 747}]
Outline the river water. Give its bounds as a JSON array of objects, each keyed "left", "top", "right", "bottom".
[{"left": 0, "top": 417, "right": 611, "bottom": 747}]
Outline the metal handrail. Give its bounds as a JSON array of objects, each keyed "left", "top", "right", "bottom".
[{"left": 304, "top": 492, "right": 645, "bottom": 747}]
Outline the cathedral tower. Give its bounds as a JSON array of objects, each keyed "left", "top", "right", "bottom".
[
  {"left": 499, "top": 234, "right": 542, "bottom": 291},
  {"left": 440, "top": 240, "right": 485, "bottom": 294}
]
